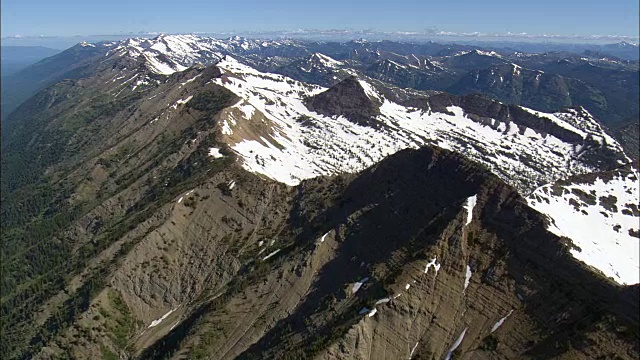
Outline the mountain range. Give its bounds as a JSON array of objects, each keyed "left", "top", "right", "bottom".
[{"left": 1, "top": 35, "right": 638, "bottom": 359}]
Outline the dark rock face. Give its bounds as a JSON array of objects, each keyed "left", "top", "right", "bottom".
[
  {"left": 611, "top": 119, "right": 640, "bottom": 161},
  {"left": 219, "top": 146, "right": 639, "bottom": 360},
  {"left": 411, "top": 92, "right": 585, "bottom": 144},
  {"left": 447, "top": 63, "right": 608, "bottom": 118},
  {"left": 305, "top": 76, "right": 381, "bottom": 127}
]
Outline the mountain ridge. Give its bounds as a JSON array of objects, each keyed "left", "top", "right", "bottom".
[{"left": 1, "top": 34, "right": 638, "bottom": 360}]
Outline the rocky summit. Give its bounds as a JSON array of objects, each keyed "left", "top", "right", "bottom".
[{"left": 1, "top": 35, "right": 638, "bottom": 360}]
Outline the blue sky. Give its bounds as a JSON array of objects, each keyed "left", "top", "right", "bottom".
[{"left": 2, "top": 0, "right": 638, "bottom": 38}]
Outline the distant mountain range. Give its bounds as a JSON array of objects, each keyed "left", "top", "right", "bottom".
[{"left": 3, "top": 36, "right": 637, "bottom": 128}]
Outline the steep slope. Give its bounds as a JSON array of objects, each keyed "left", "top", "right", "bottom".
[
  {"left": 304, "top": 76, "right": 382, "bottom": 126},
  {"left": 535, "top": 57, "right": 639, "bottom": 125},
  {"left": 1, "top": 61, "right": 241, "bottom": 358},
  {"left": 447, "top": 63, "right": 607, "bottom": 116},
  {"left": 610, "top": 119, "right": 640, "bottom": 161},
  {"left": 22, "top": 144, "right": 639, "bottom": 360},
  {"left": 528, "top": 165, "right": 640, "bottom": 284},
  {"left": 134, "top": 148, "right": 640, "bottom": 359}
]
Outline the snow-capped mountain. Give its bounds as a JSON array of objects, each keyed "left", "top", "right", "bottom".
[
  {"left": 206, "top": 56, "right": 627, "bottom": 194},
  {"left": 86, "top": 36, "right": 630, "bottom": 195},
  {"left": 102, "top": 34, "right": 308, "bottom": 75},
  {"left": 528, "top": 166, "right": 639, "bottom": 285},
  {"left": 267, "top": 52, "right": 354, "bottom": 87}
]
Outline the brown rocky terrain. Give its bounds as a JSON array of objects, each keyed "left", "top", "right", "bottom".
[{"left": 28, "top": 146, "right": 639, "bottom": 360}]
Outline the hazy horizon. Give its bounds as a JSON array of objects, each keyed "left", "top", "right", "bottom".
[
  {"left": 2, "top": 29, "right": 638, "bottom": 50},
  {"left": 2, "top": 0, "right": 638, "bottom": 40}
]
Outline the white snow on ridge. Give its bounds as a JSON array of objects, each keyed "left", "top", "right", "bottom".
[
  {"left": 357, "top": 79, "right": 383, "bottom": 102},
  {"left": 352, "top": 277, "right": 369, "bottom": 293},
  {"left": 491, "top": 310, "right": 514, "bottom": 333},
  {"left": 476, "top": 50, "right": 503, "bottom": 58},
  {"left": 102, "top": 34, "right": 299, "bottom": 76},
  {"left": 463, "top": 195, "right": 477, "bottom": 226},
  {"left": 528, "top": 170, "right": 640, "bottom": 285},
  {"left": 464, "top": 265, "right": 472, "bottom": 291},
  {"left": 209, "top": 57, "right": 625, "bottom": 194},
  {"left": 208, "top": 147, "right": 224, "bottom": 158},
  {"left": 444, "top": 328, "right": 468, "bottom": 360},
  {"left": 143, "top": 52, "right": 187, "bottom": 75},
  {"left": 307, "top": 53, "right": 343, "bottom": 69},
  {"left": 262, "top": 249, "right": 281, "bottom": 261},
  {"left": 374, "top": 297, "right": 391, "bottom": 305},
  {"left": 424, "top": 256, "right": 441, "bottom": 275},
  {"left": 148, "top": 308, "right": 177, "bottom": 328}
]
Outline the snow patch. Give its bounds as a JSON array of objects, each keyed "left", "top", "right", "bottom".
[
  {"left": 527, "top": 171, "right": 639, "bottom": 285},
  {"left": 374, "top": 297, "right": 391, "bottom": 305},
  {"left": 444, "top": 328, "right": 468, "bottom": 360},
  {"left": 180, "top": 74, "right": 202, "bottom": 86},
  {"left": 409, "top": 342, "right": 419, "bottom": 359},
  {"left": 464, "top": 265, "right": 472, "bottom": 290},
  {"left": 352, "top": 277, "right": 369, "bottom": 293},
  {"left": 209, "top": 147, "right": 224, "bottom": 158},
  {"left": 262, "top": 249, "right": 280, "bottom": 261},
  {"left": 171, "top": 95, "right": 193, "bottom": 109},
  {"left": 491, "top": 310, "right": 514, "bottom": 333},
  {"left": 424, "top": 256, "right": 441, "bottom": 275},
  {"left": 148, "top": 308, "right": 177, "bottom": 328},
  {"left": 463, "top": 195, "right": 478, "bottom": 226}
]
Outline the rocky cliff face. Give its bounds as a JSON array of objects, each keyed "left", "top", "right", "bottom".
[{"left": 305, "top": 76, "right": 382, "bottom": 126}]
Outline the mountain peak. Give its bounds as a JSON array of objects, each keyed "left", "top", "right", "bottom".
[
  {"left": 304, "top": 76, "right": 382, "bottom": 126},
  {"left": 308, "top": 52, "right": 342, "bottom": 68}
]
